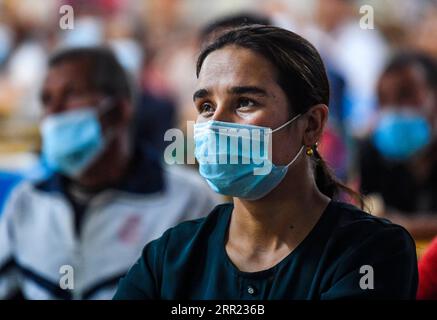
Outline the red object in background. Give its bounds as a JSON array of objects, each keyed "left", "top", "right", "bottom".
[
  {"left": 417, "top": 236, "right": 437, "bottom": 300},
  {"left": 318, "top": 125, "right": 348, "bottom": 180}
]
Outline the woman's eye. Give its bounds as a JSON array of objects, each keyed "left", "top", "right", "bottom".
[
  {"left": 199, "top": 103, "right": 214, "bottom": 115},
  {"left": 238, "top": 98, "right": 255, "bottom": 109}
]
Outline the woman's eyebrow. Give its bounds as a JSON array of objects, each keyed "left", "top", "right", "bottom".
[
  {"left": 228, "top": 86, "right": 268, "bottom": 97},
  {"left": 193, "top": 88, "right": 209, "bottom": 101},
  {"left": 193, "top": 86, "right": 268, "bottom": 101}
]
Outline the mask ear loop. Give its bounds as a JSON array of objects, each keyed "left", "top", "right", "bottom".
[
  {"left": 271, "top": 113, "right": 301, "bottom": 133},
  {"left": 285, "top": 145, "right": 305, "bottom": 168},
  {"left": 270, "top": 113, "right": 304, "bottom": 167}
]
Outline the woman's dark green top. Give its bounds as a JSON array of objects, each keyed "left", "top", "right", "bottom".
[{"left": 113, "top": 201, "right": 418, "bottom": 300}]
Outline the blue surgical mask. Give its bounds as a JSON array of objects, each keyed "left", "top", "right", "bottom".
[
  {"left": 373, "top": 109, "right": 431, "bottom": 161},
  {"left": 40, "top": 108, "right": 106, "bottom": 178},
  {"left": 194, "top": 114, "right": 303, "bottom": 200}
]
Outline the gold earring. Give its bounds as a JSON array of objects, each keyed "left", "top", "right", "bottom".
[{"left": 306, "top": 146, "right": 313, "bottom": 156}]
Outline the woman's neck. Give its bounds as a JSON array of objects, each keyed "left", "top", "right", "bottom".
[
  {"left": 226, "top": 163, "right": 331, "bottom": 271},
  {"left": 232, "top": 185, "right": 329, "bottom": 248}
]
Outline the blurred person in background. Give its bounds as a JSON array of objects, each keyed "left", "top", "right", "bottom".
[
  {"left": 199, "top": 12, "right": 272, "bottom": 46},
  {"left": 359, "top": 52, "right": 437, "bottom": 239},
  {"left": 0, "top": 2, "right": 49, "bottom": 220},
  {"left": 409, "top": 4, "right": 437, "bottom": 60},
  {"left": 115, "top": 14, "right": 177, "bottom": 159},
  {"left": 135, "top": 33, "right": 177, "bottom": 157},
  {"left": 0, "top": 1, "right": 48, "bottom": 119},
  {"left": 0, "top": 47, "right": 219, "bottom": 299},
  {"left": 57, "top": 0, "right": 177, "bottom": 159},
  {"left": 311, "top": 0, "right": 389, "bottom": 138},
  {"left": 300, "top": 0, "right": 391, "bottom": 190}
]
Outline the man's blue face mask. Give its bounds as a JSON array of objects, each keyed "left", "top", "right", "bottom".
[
  {"left": 40, "top": 101, "right": 113, "bottom": 178},
  {"left": 373, "top": 108, "right": 432, "bottom": 161},
  {"left": 194, "top": 114, "right": 304, "bottom": 200}
]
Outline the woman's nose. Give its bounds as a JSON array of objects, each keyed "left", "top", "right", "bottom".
[{"left": 211, "top": 104, "right": 235, "bottom": 123}]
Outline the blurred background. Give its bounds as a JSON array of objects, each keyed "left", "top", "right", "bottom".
[{"left": 0, "top": 0, "right": 436, "bottom": 255}]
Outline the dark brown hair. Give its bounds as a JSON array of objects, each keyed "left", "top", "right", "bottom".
[
  {"left": 196, "top": 25, "right": 364, "bottom": 208},
  {"left": 49, "top": 46, "right": 132, "bottom": 101}
]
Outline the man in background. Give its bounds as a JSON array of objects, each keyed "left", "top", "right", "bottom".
[
  {"left": 359, "top": 52, "right": 437, "bottom": 238},
  {"left": 0, "top": 47, "right": 219, "bottom": 299}
]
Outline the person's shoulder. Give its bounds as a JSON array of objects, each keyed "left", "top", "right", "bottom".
[
  {"left": 2, "top": 172, "right": 68, "bottom": 221},
  {"left": 3, "top": 179, "right": 36, "bottom": 206},
  {"left": 320, "top": 202, "right": 418, "bottom": 299},
  {"left": 330, "top": 201, "right": 406, "bottom": 230},
  {"left": 146, "top": 203, "right": 232, "bottom": 252},
  {"left": 0, "top": 179, "right": 40, "bottom": 224},
  {"left": 328, "top": 201, "right": 415, "bottom": 247},
  {"left": 161, "top": 202, "right": 231, "bottom": 241}
]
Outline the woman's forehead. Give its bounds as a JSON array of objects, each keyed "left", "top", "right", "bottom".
[{"left": 197, "top": 46, "right": 277, "bottom": 89}]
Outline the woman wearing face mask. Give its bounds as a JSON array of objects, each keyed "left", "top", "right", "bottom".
[
  {"left": 359, "top": 52, "right": 437, "bottom": 239},
  {"left": 114, "top": 26, "right": 417, "bottom": 300}
]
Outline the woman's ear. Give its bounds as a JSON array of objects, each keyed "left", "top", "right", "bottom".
[{"left": 302, "top": 104, "right": 328, "bottom": 146}]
